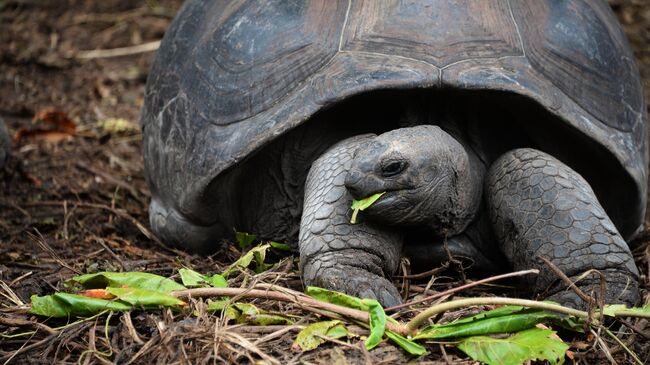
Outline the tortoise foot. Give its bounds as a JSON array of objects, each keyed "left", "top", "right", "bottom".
[
  {"left": 303, "top": 251, "right": 403, "bottom": 307},
  {"left": 545, "top": 269, "right": 639, "bottom": 309},
  {"left": 487, "top": 148, "right": 639, "bottom": 305}
]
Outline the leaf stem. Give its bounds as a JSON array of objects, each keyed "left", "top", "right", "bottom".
[{"left": 405, "top": 297, "right": 589, "bottom": 334}]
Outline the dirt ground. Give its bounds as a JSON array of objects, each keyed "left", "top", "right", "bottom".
[{"left": 0, "top": 1, "right": 649, "bottom": 364}]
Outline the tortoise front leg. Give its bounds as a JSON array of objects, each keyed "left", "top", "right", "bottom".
[
  {"left": 299, "top": 136, "right": 403, "bottom": 307},
  {"left": 486, "top": 148, "right": 639, "bottom": 308}
]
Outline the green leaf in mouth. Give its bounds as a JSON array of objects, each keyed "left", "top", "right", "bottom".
[{"left": 350, "top": 192, "right": 386, "bottom": 224}]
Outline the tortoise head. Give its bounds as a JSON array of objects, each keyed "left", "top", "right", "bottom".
[{"left": 345, "top": 125, "right": 479, "bottom": 234}]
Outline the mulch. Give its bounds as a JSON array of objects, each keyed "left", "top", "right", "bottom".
[{"left": 1, "top": 0, "right": 649, "bottom": 363}]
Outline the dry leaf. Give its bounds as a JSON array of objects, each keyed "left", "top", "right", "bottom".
[{"left": 14, "top": 108, "right": 77, "bottom": 143}]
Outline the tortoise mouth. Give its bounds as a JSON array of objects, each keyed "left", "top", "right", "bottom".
[{"left": 362, "top": 189, "right": 412, "bottom": 212}]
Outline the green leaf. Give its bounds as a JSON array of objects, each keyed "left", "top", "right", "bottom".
[
  {"left": 458, "top": 328, "right": 568, "bottom": 365},
  {"left": 350, "top": 192, "right": 386, "bottom": 224},
  {"left": 29, "top": 293, "right": 132, "bottom": 318},
  {"left": 29, "top": 294, "right": 70, "bottom": 317},
  {"left": 306, "top": 286, "right": 370, "bottom": 311},
  {"left": 207, "top": 274, "right": 228, "bottom": 288},
  {"left": 223, "top": 244, "right": 272, "bottom": 277},
  {"left": 178, "top": 268, "right": 228, "bottom": 288},
  {"left": 221, "top": 303, "right": 293, "bottom": 326},
  {"left": 67, "top": 272, "right": 186, "bottom": 293},
  {"left": 232, "top": 302, "right": 259, "bottom": 316},
  {"left": 206, "top": 299, "right": 229, "bottom": 312},
  {"left": 415, "top": 310, "right": 561, "bottom": 340},
  {"left": 350, "top": 192, "right": 386, "bottom": 211},
  {"left": 603, "top": 303, "right": 650, "bottom": 317},
  {"left": 385, "top": 331, "right": 427, "bottom": 356},
  {"left": 292, "top": 320, "right": 349, "bottom": 352},
  {"left": 219, "top": 302, "right": 293, "bottom": 325},
  {"left": 307, "top": 287, "right": 388, "bottom": 350},
  {"left": 438, "top": 305, "right": 526, "bottom": 326},
  {"left": 105, "top": 287, "right": 185, "bottom": 307},
  {"left": 178, "top": 268, "right": 207, "bottom": 287},
  {"left": 244, "top": 313, "right": 294, "bottom": 326},
  {"left": 235, "top": 231, "right": 257, "bottom": 249},
  {"left": 269, "top": 241, "right": 291, "bottom": 251},
  {"left": 363, "top": 298, "right": 386, "bottom": 350}
]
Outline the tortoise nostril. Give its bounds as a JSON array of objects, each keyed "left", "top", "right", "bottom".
[
  {"left": 345, "top": 170, "right": 364, "bottom": 198},
  {"left": 345, "top": 170, "right": 361, "bottom": 186}
]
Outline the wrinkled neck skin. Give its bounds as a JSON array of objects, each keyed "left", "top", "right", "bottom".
[{"left": 345, "top": 125, "right": 484, "bottom": 237}]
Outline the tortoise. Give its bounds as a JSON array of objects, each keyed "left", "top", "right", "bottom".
[{"left": 141, "top": 0, "right": 648, "bottom": 308}]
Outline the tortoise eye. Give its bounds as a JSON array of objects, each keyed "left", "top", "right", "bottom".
[{"left": 381, "top": 161, "right": 406, "bottom": 177}]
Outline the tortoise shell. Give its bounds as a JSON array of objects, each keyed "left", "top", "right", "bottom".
[{"left": 141, "top": 0, "right": 648, "bottom": 241}]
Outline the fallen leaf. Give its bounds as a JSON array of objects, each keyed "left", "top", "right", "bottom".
[
  {"left": 385, "top": 331, "right": 428, "bottom": 356},
  {"left": 292, "top": 320, "right": 349, "bottom": 352},
  {"left": 66, "top": 271, "right": 186, "bottom": 293},
  {"left": 458, "top": 327, "right": 568, "bottom": 365},
  {"left": 105, "top": 287, "right": 186, "bottom": 307},
  {"left": 29, "top": 293, "right": 132, "bottom": 318},
  {"left": 33, "top": 109, "right": 76, "bottom": 133},
  {"left": 14, "top": 109, "right": 77, "bottom": 143},
  {"left": 78, "top": 289, "right": 114, "bottom": 299},
  {"left": 98, "top": 118, "right": 138, "bottom": 133}
]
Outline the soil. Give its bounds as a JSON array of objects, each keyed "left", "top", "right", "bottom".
[{"left": 0, "top": 1, "right": 649, "bottom": 364}]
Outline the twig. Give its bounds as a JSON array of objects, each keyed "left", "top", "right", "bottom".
[
  {"left": 386, "top": 269, "right": 539, "bottom": 312},
  {"left": 443, "top": 234, "right": 466, "bottom": 283},
  {"left": 27, "top": 230, "right": 81, "bottom": 274},
  {"left": 123, "top": 336, "right": 158, "bottom": 365},
  {"left": 399, "top": 262, "right": 449, "bottom": 280},
  {"left": 399, "top": 258, "right": 410, "bottom": 300},
  {"left": 538, "top": 256, "right": 594, "bottom": 304},
  {"left": 592, "top": 328, "right": 618, "bottom": 365},
  {"left": 170, "top": 287, "right": 408, "bottom": 336},
  {"left": 439, "top": 344, "right": 451, "bottom": 365},
  {"left": 0, "top": 334, "right": 57, "bottom": 364},
  {"left": 0, "top": 316, "right": 58, "bottom": 335},
  {"left": 75, "top": 40, "right": 160, "bottom": 59},
  {"left": 62, "top": 201, "right": 77, "bottom": 241},
  {"left": 229, "top": 325, "right": 300, "bottom": 335},
  {"left": 603, "top": 327, "right": 643, "bottom": 365},
  {"left": 121, "top": 312, "right": 144, "bottom": 345},
  {"left": 252, "top": 324, "right": 305, "bottom": 345},
  {"left": 0, "top": 280, "right": 25, "bottom": 306}
]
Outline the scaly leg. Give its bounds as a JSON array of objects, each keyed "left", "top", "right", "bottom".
[
  {"left": 486, "top": 148, "right": 639, "bottom": 308},
  {"left": 300, "top": 136, "right": 403, "bottom": 307}
]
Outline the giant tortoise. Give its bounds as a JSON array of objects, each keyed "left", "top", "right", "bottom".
[{"left": 141, "top": 0, "right": 648, "bottom": 307}]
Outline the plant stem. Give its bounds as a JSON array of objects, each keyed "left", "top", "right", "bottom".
[
  {"left": 386, "top": 269, "right": 539, "bottom": 312},
  {"left": 405, "top": 297, "right": 589, "bottom": 334},
  {"left": 171, "top": 287, "right": 409, "bottom": 335}
]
